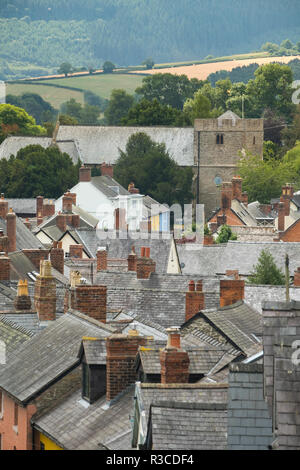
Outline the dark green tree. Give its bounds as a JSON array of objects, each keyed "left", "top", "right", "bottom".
[
  {"left": 142, "top": 58, "right": 155, "bottom": 69},
  {"left": 102, "top": 61, "right": 115, "bottom": 73},
  {"left": 114, "top": 132, "right": 193, "bottom": 207},
  {"left": 104, "top": 89, "right": 134, "bottom": 125},
  {"left": 215, "top": 225, "right": 237, "bottom": 244},
  {"left": 248, "top": 249, "right": 285, "bottom": 285},
  {"left": 6, "top": 93, "right": 57, "bottom": 125},
  {"left": 135, "top": 73, "right": 204, "bottom": 110},
  {"left": 0, "top": 145, "right": 80, "bottom": 198},
  {"left": 121, "top": 98, "right": 186, "bottom": 126},
  {"left": 58, "top": 62, "right": 73, "bottom": 77}
]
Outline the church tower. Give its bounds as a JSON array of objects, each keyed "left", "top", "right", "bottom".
[{"left": 194, "top": 111, "right": 264, "bottom": 217}]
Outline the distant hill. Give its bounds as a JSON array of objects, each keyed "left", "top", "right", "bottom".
[{"left": 1, "top": 0, "right": 300, "bottom": 79}]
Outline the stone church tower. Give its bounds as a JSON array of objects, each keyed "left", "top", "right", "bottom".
[{"left": 194, "top": 111, "right": 264, "bottom": 217}]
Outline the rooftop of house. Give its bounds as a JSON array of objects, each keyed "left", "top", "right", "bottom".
[
  {"left": 56, "top": 125, "right": 195, "bottom": 167},
  {"left": 177, "top": 240, "right": 300, "bottom": 276},
  {"left": 147, "top": 401, "right": 228, "bottom": 450},
  {"left": 95, "top": 271, "right": 220, "bottom": 328},
  {"left": 33, "top": 386, "right": 135, "bottom": 450},
  {"left": 181, "top": 300, "right": 262, "bottom": 357},
  {"left": 0, "top": 315, "right": 33, "bottom": 366},
  {"left": 0, "top": 310, "right": 115, "bottom": 404},
  {"left": 0, "top": 215, "right": 43, "bottom": 251},
  {"left": 5, "top": 199, "right": 38, "bottom": 215}
]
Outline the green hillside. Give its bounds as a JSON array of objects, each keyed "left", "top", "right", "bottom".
[{"left": 1, "top": 0, "right": 300, "bottom": 80}]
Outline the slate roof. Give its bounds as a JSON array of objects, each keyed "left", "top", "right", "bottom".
[
  {"left": 181, "top": 301, "right": 262, "bottom": 356},
  {"left": 0, "top": 215, "right": 42, "bottom": 251},
  {"left": 5, "top": 199, "right": 37, "bottom": 215},
  {"left": 0, "top": 311, "right": 114, "bottom": 403},
  {"left": 78, "top": 338, "right": 106, "bottom": 365},
  {"left": 227, "top": 363, "right": 273, "bottom": 450},
  {"left": 218, "top": 110, "right": 241, "bottom": 125},
  {"left": 147, "top": 402, "right": 227, "bottom": 450},
  {"left": 0, "top": 136, "right": 52, "bottom": 160},
  {"left": 138, "top": 347, "right": 233, "bottom": 376},
  {"left": 178, "top": 241, "right": 300, "bottom": 277},
  {"left": 247, "top": 201, "right": 275, "bottom": 222},
  {"left": 0, "top": 315, "right": 33, "bottom": 365},
  {"left": 56, "top": 126, "right": 195, "bottom": 167},
  {"left": 33, "top": 386, "right": 134, "bottom": 450},
  {"left": 95, "top": 271, "right": 220, "bottom": 328}
]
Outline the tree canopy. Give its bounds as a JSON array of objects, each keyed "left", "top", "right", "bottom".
[
  {"left": 121, "top": 98, "right": 186, "bottom": 127},
  {"left": 104, "top": 89, "right": 134, "bottom": 125},
  {"left": 248, "top": 249, "right": 285, "bottom": 285},
  {"left": 114, "top": 132, "right": 193, "bottom": 207},
  {"left": 0, "top": 103, "right": 46, "bottom": 143},
  {"left": 215, "top": 225, "right": 237, "bottom": 244},
  {"left": 6, "top": 93, "right": 57, "bottom": 125},
  {"left": 0, "top": 144, "right": 80, "bottom": 198}
]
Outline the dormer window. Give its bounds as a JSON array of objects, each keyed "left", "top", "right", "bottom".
[
  {"left": 216, "top": 134, "right": 224, "bottom": 145},
  {"left": 78, "top": 338, "right": 106, "bottom": 404}
]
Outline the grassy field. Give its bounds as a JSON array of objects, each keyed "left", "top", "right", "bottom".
[
  {"left": 6, "top": 82, "right": 84, "bottom": 109},
  {"left": 35, "top": 74, "right": 143, "bottom": 99},
  {"left": 6, "top": 73, "right": 144, "bottom": 109},
  {"left": 152, "top": 51, "right": 270, "bottom": 68}
]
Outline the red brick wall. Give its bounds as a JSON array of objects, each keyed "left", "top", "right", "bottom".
[
  {"left": 0, "top": 234, "right": 9, "bottom": 254},
  {"left": 71, "top": 286, "right": 107, "bottom": 323},
  {"left": 220, "top": 279, "right": 245, "bottom": 307},
  {"left": 106, "top": 334, "right": 146, "bottom": 401},
  {"left": 62, "top": 194, "right": 73, "bottom": 213},
  {"left": 0, "top": 254, "right": 10, "bottom": 280},
  {"left": 36, "top": 196, "right": 43, "bottom": 217},
  {"left": 160, "top": 349, "right": 190, "bottom": 384},
  {"left": 101, "top": 163, "right": 113, "bottom": 177},
  {"left": 79, "top": 166, "right": 91, "bottom": 182},
  {"left": 0, "top": 199, "right": 8, "bottom": 219},
  {"left": 0, "top": 393, "right": 36, "bottom": 450},
  {"left": 128, "top": 253, "right": 137, "bottom": 271},
  {"left": 50, "top": 246, "right": 64, "bottom": 275},
  {"left": 136, "top": 258, "right": 156, "bottom": 279},
  {"left": 279, "top": 220, "right": 300, "bottom": 242},
  {"left": 185, "top": 280, "right": 205, "bottom": 322},
  {"left": 56, "top": 214, "right": 67, "bottom": 232},
  {"left": 69, "top": 244, "right": 83, "bottom": 259},
  {"left": 97, "top": 249, "right": 107, "bottom": 271},
  {"left": 42, "top": 202, "right": 55, "bottom": 218},
  {"left": 294, "top": 269, "right": 300, "bottom": 286}
]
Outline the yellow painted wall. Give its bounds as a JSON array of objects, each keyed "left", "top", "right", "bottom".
[
  {"left": 39, "top": 433, "right": 63, "bottom": 450},
  {"left": 151, "top": 215, "right": 160, "bottom": 232}
]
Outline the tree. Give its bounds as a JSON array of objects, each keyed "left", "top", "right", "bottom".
[
  {"left": 58, "top": 114, "right": 79, "bottom": 125},
  {"left": 135, "top": 73, "right": 204, "bottom": 110},
  {"left": 0, "top": 103, "right": 46, "bottom": 143},
  {"left": 6, "top": 93, "right": 57, "bottom": 125},
  {"left": 114, "top": 132, "right": 193, "bottom": 207},
  {"left": 246, "top": 63, "right": 295, "bottom": 121},
  {"left": 142, "top": 58, "right": 155, "bottom": 69},
  {"left": 121, "top": 98, "right": 185, "bottom": 126},
  {"left": 58, "top": 62, "right": 73, "bottom": 77},
  {"left": 102, "top": 61, "right": 115, "bottom": 73},
  {"left": 104, "top": 89, "right": 134, "bottom": 125},
  {"left": 60, "top": 99, "right": 101, "bottom": 125},
  {"left": 0, "top": 145, "right": 80, "bottom": 198},
  {"left": 183, "top": 91, "right": 214, "bottom": 123},
  {"left": 248, "top": 249, "right": 285, "bottom": 285},
  {"left": 215, "top": 225, "right": 237, "bottom": 244},
  {"left": 280, "top": 39, "right": 293, "bottom": 50}
]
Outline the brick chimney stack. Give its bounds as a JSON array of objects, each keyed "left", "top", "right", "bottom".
[
  {"left": 106, "top": 332, "right": 147, "bottom": 401},
  {"left": 34, "top": 260, "right": 56, "bottom": 321},
  {"left": 36, "top": 195, "right": 43, "bottom": 218},
  {"left": 241, "top": 192, "right": 248, "bottom": 207},
  {"left": 50, "top": 241, "right": 64, "bottom": 275},
  {"left": 160, "top": 327, "right": 190, "bottom": 384},
  {"left": 221, "top": 182, "right": 233, "bottom": 210},
  {"left": 128, "top": 245, "right": 137, "bottom": 272},
  {"left": 69, "top": 244, "right": 83, "bottom": 259},
  {"left": 42, "top": 199, "right": 55, "bottom": 218},
  {"left": 14, "top": 279, "right": 31, "bottom": 311},
  {"left": 70, "top": 285, "right": 107, "bottom": 323},
  {"left": 0, "top": 194, "right": 8, "bottom": 219},
  {"left": 128, "top": 182, "right": 140, "bottom": 194},
  {"left": 62, "top": 192, "right": 73, "bottom": 213},
  {"left": 101, "top": 163, "right": 114, "bottom": 178},
  {"left": 280, "top": 183, "right": 293, "bottom": 217},
  {"left": 6, "top": 208, "right": 16, "bottom": 253},
  {"left": 0, "top": 229, "right": 9, "bottom": 254},
  {"left": 294, "top": 268, "right": 300, "bottom": 287},
  {"left": 56, "top": 212, "right": 67, "bottom": 233},
  {"left": 220, "top": 278, "right": 245, "bottom": 307},
  {"left": 136, "top": 247, "right": 156, "bottom": 279},
  {"left": 185, "top": 280, "right": 205, "bottom": 322},
  {"left": 97, "top": 247, "right": 107, "bottom": 271},
  {"left": 232, "top": 176, "right": 242, "bottom": 201},
  {"left": 278, "top": 202, "right": 285, "bottom": 232},
  {"left": 79, "top": 166, "right": 91, "bottom": 182},
  {"left": 0, "top": 252, "right": 10, "bottom": 281}
]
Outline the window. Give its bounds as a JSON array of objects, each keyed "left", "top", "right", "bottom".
[
  {"left": 0, "top": 391, "right": 3, "bottom": 418},
  {"left": 13, "top": 403, "right": 18, "bottom": 433},
  {"left": 216, "top": 134, "right": 224, "bottom": 145}
]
